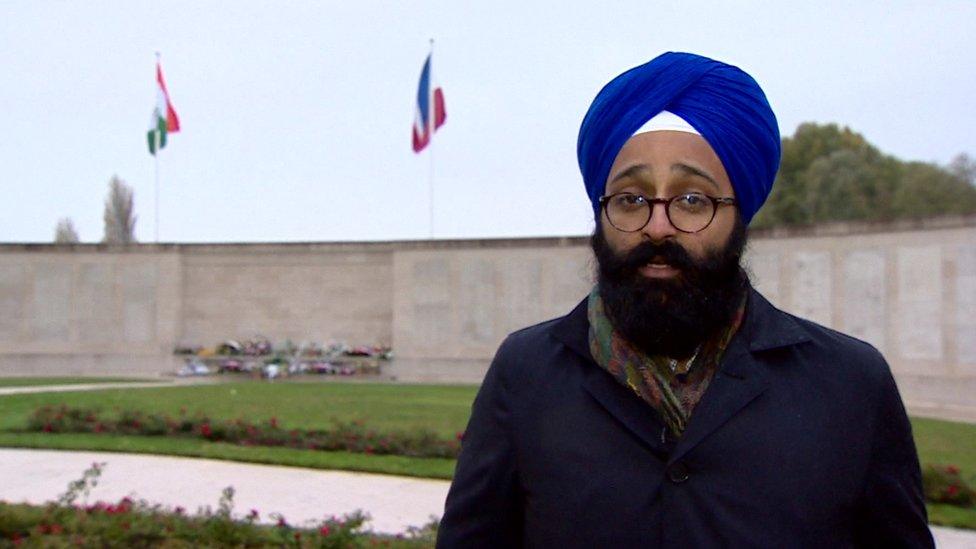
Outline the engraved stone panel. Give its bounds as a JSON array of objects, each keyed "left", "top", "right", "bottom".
[
  {"left": 75, "top": 263, "right": 115, "bottom": 343},
  {"left": 30, "top": 263, "right": 72, "bottom": 341},
  {"left": 956, "top": 244, "right": 976, "bottom": 366},
  {"left": 0, "top": 264, "right": 26, "bottom": 341},
  {"left": 896, "top": 246, "right": 943, "bottom": 360},
  {"left": 544, "top": 256, "right": 592, "bottom": 319},
  {"left": 793, "top": 252, "right": 832, "bottom": 326},
  {"left": 498, "top": 257, "right": 543, "bottom": 333},
  {"left": 411, "top": 259, "right": 451, "bottom": 345},
  {"left": 458, "top": 259, "right": 495, "bottom": 344},
  {"left": 119, "top": 263, "right": 157, "bottom": 343},
  {"left": 842, "top": 251, "right": 886, "bottom": 351},
  {"left": 745, "top": 251, "right": 781, "bottom": 307}
]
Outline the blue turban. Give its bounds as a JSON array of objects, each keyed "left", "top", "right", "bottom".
[{"left": 577, "top": 52, "right": 781, "bottom": 225}]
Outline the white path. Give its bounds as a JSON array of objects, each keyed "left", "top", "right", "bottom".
[
  {"left": 0, "top": 449, "right": 449, "bottom": 534},
  {"left": 0, "top": 378, "right": 220, "bottom": 396},
  {"left": 1, "top": 450, "right": 974, "bottom": 546}
]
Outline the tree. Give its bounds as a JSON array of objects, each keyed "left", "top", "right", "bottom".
[
  {"left": 752, "top": 123, "right": 976, "bottom": 228},
  {"left": 893, "top": 161, "right": 976, "bottom": 219},
  {"left": 54, "top": 218, "right": 80, "bottom": 243},
  {"left": 948, "top": 153, "right": 976, "bottom": 186},
  {"left": 802, "top": 149, "right": 897, "bottom": 223},
  {"left": 102, "top": 175, "right": 137, "bottom": 244}
]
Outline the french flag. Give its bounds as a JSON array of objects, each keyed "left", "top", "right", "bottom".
[{"left": 412, "top": 53, "right": 446, "bottom": 153}]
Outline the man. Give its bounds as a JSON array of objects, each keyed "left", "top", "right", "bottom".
[{"left": 437, "top": 52, "right": 932, "bottom": 548}]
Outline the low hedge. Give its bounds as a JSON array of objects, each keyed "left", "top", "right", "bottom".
[{"left": 27, "top": 405, "right": 462, "bottom": 459}]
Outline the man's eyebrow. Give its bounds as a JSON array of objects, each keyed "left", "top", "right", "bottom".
[
  {"left": 608, "top": 164, "right": 652, "bottom": 185},
  {"left": 672, "top": 162, "right": 720, "bottom": 192}
]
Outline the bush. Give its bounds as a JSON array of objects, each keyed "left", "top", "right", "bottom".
[
  {"left": 923, "top": 464, "right": 976, "bottom": 508},
  {"left": 28, "top": 406, "right": 462, "bottom": 459}
]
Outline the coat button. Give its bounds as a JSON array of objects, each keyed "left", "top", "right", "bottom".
[{"left": 667, "top": 462, "right": 690, "bottom": 483}]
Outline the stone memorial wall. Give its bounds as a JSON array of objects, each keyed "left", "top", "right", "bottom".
[{"left": 0, "top": 216, "right": 973, "bottom": 420}]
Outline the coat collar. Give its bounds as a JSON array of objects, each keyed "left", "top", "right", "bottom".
[{"left": 551, "top": 286, "right": 811, "bottom": 462}]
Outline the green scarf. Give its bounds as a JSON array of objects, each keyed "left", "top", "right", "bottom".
[{"left": 587, "top": 286, "right": 746, "bottom": 438}]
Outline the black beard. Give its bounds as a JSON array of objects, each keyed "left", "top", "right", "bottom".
[{"left": 591, "top": 218, "right": 749, "bottom": 360}]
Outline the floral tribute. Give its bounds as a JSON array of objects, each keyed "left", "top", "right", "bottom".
[{"left": 28, "top": 406, "right": 462, "bottom": 459}]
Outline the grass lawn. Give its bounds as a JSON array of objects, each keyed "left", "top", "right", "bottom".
[
  {"left": 0, "top": 381, "right": 477, "bottom": 437},
  {"left": 0, "top": 381, "right": 475, "bottom": 480},
  {"left": 0, "top": 377, "right": 160, "bottom": 388},
  {"left": 911, "top": 416, "right": 976, "bottom": 472},
  {"left": 0, "top": 432, "right": 455, "bottom": 479},
  {"left": 1, "top": 381, "right": 973, "bottom": 528}
]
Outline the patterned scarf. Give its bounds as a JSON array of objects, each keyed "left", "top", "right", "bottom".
[{"left": 587, "top": 286, "right": 746, "bottom": 438}]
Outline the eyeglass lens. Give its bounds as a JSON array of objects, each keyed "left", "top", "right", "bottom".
[{"left": 605, "top": 193, "right": 715, "bottom": 233}]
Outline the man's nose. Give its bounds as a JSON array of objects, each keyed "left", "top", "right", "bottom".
[{"left": 641, "top": 201, "right": 678, "bottom": 241}]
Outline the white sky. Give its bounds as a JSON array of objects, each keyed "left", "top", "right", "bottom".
[{"left": 0, "top": 1, "right": 973, "bottom": 243}]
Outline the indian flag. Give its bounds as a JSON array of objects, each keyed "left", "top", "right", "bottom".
[{"left": 147, "top": 61, "right": 180, "bottom": 156}]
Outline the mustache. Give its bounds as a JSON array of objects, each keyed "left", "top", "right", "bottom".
[{"left": 605, "top": 239, "right": 697, "bottom": 277}]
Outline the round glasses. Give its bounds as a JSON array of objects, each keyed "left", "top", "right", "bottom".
[{"left": 598, "top": 192, "right": 737, "bottom": 234}]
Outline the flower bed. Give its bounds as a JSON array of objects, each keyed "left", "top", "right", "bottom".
[
  {"left": 28, "top": 406, "right": 462, "bottom": 459},
  {"left": 0, "top": 463, "right": 437, "bottom": 547},
  {"left": 924, "top": 464, "right": 976, "bottom": 508}
]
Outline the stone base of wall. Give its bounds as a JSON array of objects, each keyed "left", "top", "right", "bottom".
[
  {"left": 384, "top": 358, "right": 490, "bottom": 384},
  {"left": 897, "top": 374, "right": 976, "bottom": 423},
  {"left": 0, "top": 355, "right": 172, "bottom": 378}
]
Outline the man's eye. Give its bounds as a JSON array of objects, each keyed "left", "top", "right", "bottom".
[
  {"left": 674, "top": 193, "right": 708, "bottom": 211},
  {"left": 681, "top": 193, "right": 705, "bottom": 204},
  {"left": 615, "top": 194, "right": 645, "bottom": 207}
]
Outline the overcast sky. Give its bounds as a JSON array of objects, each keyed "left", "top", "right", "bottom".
[{"left": 1, "top": 1, "right": 973, "bottom": 244}]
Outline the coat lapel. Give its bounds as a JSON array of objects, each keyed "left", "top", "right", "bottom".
[
  {"left": 551, "top": 298, "right": 670, "bottom": 456},
  {"left": 551, "top": 289, "right": 812, "bottom": 464},
  {"left": 581, "top": 365, "right": 671, "bottom": 457},
  {"left": 666, "top": 334, "right": 768, "bottom": 464},
  {"left": 668, "top": 289, "right": 811, "bottom": 464}
]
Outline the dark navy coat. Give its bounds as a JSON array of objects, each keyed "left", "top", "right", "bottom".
[{"left": 437, "top": 289, "right": 933, "bottom": 548}]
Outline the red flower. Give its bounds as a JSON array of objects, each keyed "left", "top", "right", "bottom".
[
  {"left": 49, "top": 524, "right": 63, "bottom": 535},
  {"left": 277, "top": 517, "right": 288, "bottom": 528},
  {"left": 456, "top": 431, "right": 465, "bottom": 441},
  {"left": 319, "top": 526, "right": 331, "bottom": 536},
  {"left": 365, "top": 446, "right": 374, "bottom": 455},
  {"left": 43, "top": 423, "right": 53, "bottom": 432},
  {"left": 201, "top": 423, "right": 212, "bottom": 438},
  {"left": 947, "top": 485, "right": 960, "bottom": 496},
  {"left": 94, "top": 423, "right": 106, "bottom": 433},
  {"left": 946, "top": 465, "right": 960, "bottom": 475}
]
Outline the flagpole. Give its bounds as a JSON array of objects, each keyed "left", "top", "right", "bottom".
[
  {"left": 154, "top": 155, "right": 160, "bottom": 242},
  {"left": 154, "top": 51, "right": 161, "bottom": 243},
  {"left": 428, "top": 38, "right": 435, "bottom": 240}
]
